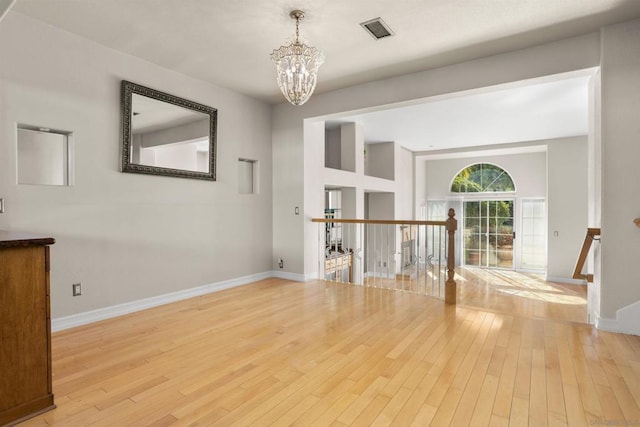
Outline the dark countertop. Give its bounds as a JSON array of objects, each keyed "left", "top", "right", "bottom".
[{"left": 0, "top": 230, "right": 55, "bottom": 248}]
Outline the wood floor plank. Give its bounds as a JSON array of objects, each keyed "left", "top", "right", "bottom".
[
  {"left": 470, "top": 373, "right": 501, "bottom": 426},
  {"left": 370, "top": 386, "right": 413, "bottom": 426},
  {"left": 291, "top": 378, "right": 357, "bottom": 425},
  {"left": 529, "top": 320, "right": 548, "bottom": 427},
  {"left": 544, "top": 322, "right": 568, "bottom": 425},
  {"left": 270, "top": 394, "right": 321, "bottom": 427},
  {"left": 424, "top": 311, "right": 487, "bottom": 408},
  {"left": 337, "top": 376, "right": 389, "bottom": 425},
  {"left": 434, "top": 313, "right": 495, "bottom": 425},
  {"left": 17, "top": 274, "right": 640, "bottom": 427},
  {"left": 351, "top": 394, "right": 390, "bottom": 426},
  {"left": 509, "top": 397, "right": 529, "bottom": 427},
  {"left": 493, "top": 316, "right": 523, "bottom": 419},
  {"left": 454, "top": 315, "right": 503, "bottom": 426},
  {"left": 555, "top": 323, "right": 589, "bottom": 426},
  {"left": 409, "top": 404, "right": 437, "bottom": 426}
]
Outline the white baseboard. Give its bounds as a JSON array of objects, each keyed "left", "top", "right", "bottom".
[
  {"left": 595, "top": 300, "right": 640, "bottom": 336},
  {"left": 272, "top": 270, "right": 320, "bottom": 282},
  {"left": 545, "top": 275, "right": 587, "bottom": 285},
  {"left": 304, "top": 271, "right": 319, "bottom": 281},
  {"left": 52, "top": 271, "right": 274, "bottom": 332}
]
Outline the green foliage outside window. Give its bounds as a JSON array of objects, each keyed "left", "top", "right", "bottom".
[{"left": 451, "top": 163, "right": 515, "bottom": 193}]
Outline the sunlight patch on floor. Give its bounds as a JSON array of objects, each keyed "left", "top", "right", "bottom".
[
  {"left": 496, "top": 288, "right": 587, "bottom": 305},
  {"left": 457, "top": 267, "right": 588, "bottom": 315}
]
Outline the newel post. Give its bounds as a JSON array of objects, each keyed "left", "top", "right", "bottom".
[{"left": 445, "top": 208, "right": 457, "bottom": 305}]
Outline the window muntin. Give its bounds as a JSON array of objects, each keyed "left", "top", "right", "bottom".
[{"left": 451, "top": 163, "right": 515, "bottom": 193}]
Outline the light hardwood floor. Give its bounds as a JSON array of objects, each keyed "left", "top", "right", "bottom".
[
  {"left": 19, "top": 277, "right": 639, "bottom": 426},
  {"left": 456, "top": 268, "right": 588, "bottom": 323}
]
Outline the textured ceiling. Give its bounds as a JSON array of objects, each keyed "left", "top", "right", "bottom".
[{"left": 12, "top": 0, "right": 640, "bottom": 103}]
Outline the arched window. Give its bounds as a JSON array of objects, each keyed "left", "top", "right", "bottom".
[{"left": 451, "top": 163, "right": 515, "bottom": 193}]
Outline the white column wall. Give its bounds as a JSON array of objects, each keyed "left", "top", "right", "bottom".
[
  {"left": 547, "top": 137, "right": 589, "bottom": 281},
  {"left": 598, "top": 19, "right": 640, "bottom": 332}
]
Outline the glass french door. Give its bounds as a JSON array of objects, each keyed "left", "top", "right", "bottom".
[
  {"left": 463, "top": 200, "right": 514, "bottom": 269},
  {"left": 520, "top": 199, "right": 546, "bottom": 270}
]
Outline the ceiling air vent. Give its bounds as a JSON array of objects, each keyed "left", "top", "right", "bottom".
[{"left": 360, "top": 17, "right": 394, "bottom": 40}]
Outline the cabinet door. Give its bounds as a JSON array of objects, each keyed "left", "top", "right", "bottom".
[{"left": 0, "top": 246, "right": 49, "bottom": 412}]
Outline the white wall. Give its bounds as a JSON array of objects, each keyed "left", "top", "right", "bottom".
[
  {"left": 599, "top": 19, "right": 640, "bottom": 330},
  {"left": 547, "top": 137, "right": 588, "bottom": 280},
  {"left": 17, "top": 129, "right": 68, "bottom": 186},
  {"left": 0, "top": 13, "right": 273, "bottom": 318},
  {"left": 273, "top": 30, "right": 599, "bottom": 283},
  {"left": 419, "top": 151, "right": 547, "bottom": 201},
  {"left": 340, "top": 123, "right": 357, "bottom": 173},
  {"left": 366, "top": 143, "right": 394, "bottom": 180},
  {"left": 418, "top": 149, "right": 546, "bottom": 270},
  {"left": 366, "top": 192, "right": 396, "bottom": 275},
  {"left": 397, "top": 147, "right": 414, "bottom": 220},
  {"left": 415, "top": 138, "right": 588, "bottom": 279},
  {"left": 368, "top": 193, "right": 395, "bottom": 219},
  {"left": 324, "top": 127, "right": 340, "bottom": 169}
]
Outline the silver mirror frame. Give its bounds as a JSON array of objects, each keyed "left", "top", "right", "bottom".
[{"left": 120, "top": 80, "right": 217, "bottom": 180}]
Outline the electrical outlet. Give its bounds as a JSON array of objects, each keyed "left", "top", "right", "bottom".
[
  {"left": 0, "top": 198, "right": 4, "bottom": 213},
  {"left": 72, "top": 283, "right": 82, "bottom": 296},
  {"left": 294, "top": 206, "right": 299, "bottom": 215},
  {"left": 278, "top": 259, "right": 284, "bottom": 269}
]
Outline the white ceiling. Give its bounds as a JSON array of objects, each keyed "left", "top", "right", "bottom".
[
  {"left": 11, "top": 0, "right": 640, "bottom": 103},
  {"left": 10, "top": 1, "right": 626, "bottom": 152},
  {"left": 331, "top": 75, "right": 590, "bottom": 152}
]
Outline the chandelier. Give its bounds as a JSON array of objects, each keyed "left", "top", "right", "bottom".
[{"left": 271, "top": 10, "right": 325, "bottom": 106}]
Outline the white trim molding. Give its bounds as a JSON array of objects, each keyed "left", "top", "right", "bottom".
[
  {"left": 595, "top": 300, "right": 640, "bottom": 336},
  {"left": 52, "top": 271, "right": 274, "bottom": 332},
  {"left": 545, "top": 276, "right": 587, "bottom": 285},
  {"left": 272, "top": 270, "right": 316, "bottom": 282}
]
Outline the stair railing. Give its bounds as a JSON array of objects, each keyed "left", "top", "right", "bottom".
[
  {"left": 572, "top": 227, "right": 601, "bottom": 282},
  {"left": 312, "top": 209, "right": 457, "bottom": 304}
]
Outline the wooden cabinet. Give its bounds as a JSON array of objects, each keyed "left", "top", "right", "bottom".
[{"left": 0, "top": 231, "right": 55, "bottom": 426}]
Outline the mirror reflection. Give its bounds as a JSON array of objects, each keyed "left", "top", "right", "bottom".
[
  {"left": 131, "top": 94, "right": 210, "bottom": 173},
  {"left": 121, "top": 81, "right": 217, "bottom": 180}
]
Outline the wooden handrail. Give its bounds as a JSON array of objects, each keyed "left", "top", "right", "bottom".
[
  {"left": 572, "top": 228, "right": 601, "bottom": 282},
  {"left": 313, "top": 210, "right": 458, "bottom": 304},
  {"left": 311, "top": 218, "right": 447, "bottom": 226}
]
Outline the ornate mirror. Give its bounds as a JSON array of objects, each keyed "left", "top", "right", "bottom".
[{"left": 121, "top": 80, "right": 217, "bottom": 180}]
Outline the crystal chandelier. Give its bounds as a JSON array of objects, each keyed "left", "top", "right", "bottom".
[{"left": 271, "top": 10, "right": 325, "bottom": 106}]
